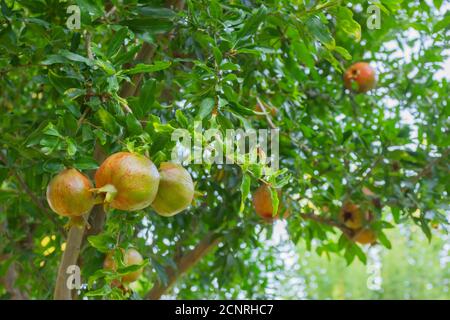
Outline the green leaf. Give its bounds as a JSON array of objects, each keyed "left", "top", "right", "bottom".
[
  {"left": 175, "top": 109, "right": 189, "bottom": 128},
  {"left": 352, "top": 243, "right": 367, "bottom": 264},
  {"left": 139, "top": 79, "right": 156, "bottom": 113},
  {"left": 238, "top": 6, "right": 267, "bottom": 38},
  {"left": 85, "top": 285, "right": 112, "bottom": 297},
  {"left": 65, "top": 137, "right": 77, "bottom": 156},
  {"left": 270, "top": 187, "right": 279, "bottom": 217},
  {"left": 377, "top": 231, "right": 392, "bottom": 249},
  {"left": 334, "top": 46, "right": 352, "bottom": 60},
  {"left": 106, "top": 27, "right": 128, "bottom": 58},
  {"left": 334, "top": 7, "right": 361, "bottom": 41},
  {"left": 73, "top": 157, "right": 99, "bottom": 170},
  {"left": 198, "top": 97, "right": 215, "bottom": 118},
  {"left": 48, "top": 70, "right": 81, "bottom": 94},
  {"left": 239, "top": 174, "right": 251, "bottom": 213},
  {"left": 433, "top": 15, "right": 450, "bottom": 33},
  {"left": 123, "top": 61, "right": 172, "bottom": 75},
  {"left": 126, "top": 113, "right": 143, "bottom": 135},
  {"left": 87, "top": 233, "right": 116, "bottom": 253},
  {"left": 96, "top": 108, "right": 121, "bottom": 134},
  {"left": 120, "top": 19, "right": 173, "bottom": 34},
  {"left": 59, "top": 49, "right": 93, "bottom": 66},
  {"left": 305, "top": 14, "right": 335, "bottom": 48},
  {"left": 136, "top": 6, "right": 176, "bottom": 19}
]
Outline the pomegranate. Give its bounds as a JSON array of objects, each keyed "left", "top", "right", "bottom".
[
  {"left": 343, "top": 62, "right": 376, "bottom": 93},
  {"left": 252, "top": 184, "right": 286, "bottom": 222},
  {"left": 338, "top": 202, "right": 363, "bottom": 229},
  {"left": 104, "top": 248, "right": 144, "bottom": 283},
  {"left": 353, "top": 228, "right": 377, "bottom": 245},
  {"left": 151, "top": 162, "right": 194, "bottom": 217},
  {"left": 94, "top": 152, "right": 160, "bottom": 211},
  {"left": 46, "top": 168, "right": 95, "bottom": 217}
]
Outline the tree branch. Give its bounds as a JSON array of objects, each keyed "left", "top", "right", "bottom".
[
  {"left": 146, "top": 232, "right": 222, "bottom": 300},
  {"left": 300, "top": 212, "right": 353, "bottom": 237},
  {"left": 256, "top": 97, "right": 277, "bottom": 130}
]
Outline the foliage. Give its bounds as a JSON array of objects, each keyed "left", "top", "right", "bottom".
[{"left": 0, "top": 0, "right": 449, "bottom": 299}]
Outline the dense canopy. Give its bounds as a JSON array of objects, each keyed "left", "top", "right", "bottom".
[{"left": 0, "top": 0, "right": 449, "bottom": 299}]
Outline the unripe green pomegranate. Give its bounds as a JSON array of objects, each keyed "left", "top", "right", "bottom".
[
  {"left": 343, "top": 62, "right": 376, "bottom": 93},
  {"left": 151, "top": 162, "right": 194, "bottom": 217},
  {"left": 104, "top": 248, "right": 144, "bottom": 283},
  {"left": 46, "top": 168, "right": 95, "bottom": 217},
  {"left": 94, "top": 152, "right": 160, "bottom": 211}
]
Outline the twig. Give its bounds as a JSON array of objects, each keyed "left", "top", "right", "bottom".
[
  {"left": 256, "top": 97, "right": 277, "bottom": 129},
  {"left": 84, "top": 31, "right": 94, "bottom": 60}
]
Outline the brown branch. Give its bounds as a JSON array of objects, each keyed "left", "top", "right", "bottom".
[
  {"left": 300, "top": 212, "right": 353, "bottom": 237},
  {"left": 146, "top": 232, "right": 221, "bottom": 300}
]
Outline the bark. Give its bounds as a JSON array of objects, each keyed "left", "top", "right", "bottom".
[{"left": 146, "top": 232, "right": 221, "bottom": 300}]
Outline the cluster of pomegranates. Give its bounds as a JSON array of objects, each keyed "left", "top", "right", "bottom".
[
  {"left": 251, "top": 185, "right": 376, "bottom": 245},
  {"left": 46, "top": 152, "right": 195, "bottom": 285},
  {"left": 46, "top": 151, "right": 194, "bottom": 218}
]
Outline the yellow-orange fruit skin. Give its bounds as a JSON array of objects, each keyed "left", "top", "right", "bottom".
[
  {"left": 95, "top": 152, "right": 160, "bottom": 211},
  {"left": 339, "top": 202, "right": 364, "bottom": 230},
  {"left": 46, "top": 168, "right": 95, "bottom": 217},
  {"left": 104, "top": 248, "right": 144, "bottom": 283},
  {"left": 343, "top": 62, "right": 376, "bottom": 93},
  {"left": 151, "top": 162, "right": 194, "bottom": 217},
  {"left": 252, "top": 184, "right": 284, "bottom": 222},
  {"left": 353, "top": 228, "right": 377, "bottom": 245}
]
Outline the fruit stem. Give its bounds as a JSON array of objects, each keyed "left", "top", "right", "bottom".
[{"left": 91, "top": 184, "right": 118, "bottom": 204}]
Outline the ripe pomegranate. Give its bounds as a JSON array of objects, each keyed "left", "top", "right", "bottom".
[
  {"left": 353, "top": 228, "right": 377, "bottom": 245},
  {"left": 151, "top": 162, "right": 194, "bottom": 217},
  {"left": 104, "top": 248, "right": 144, "bottom": 283},
  {"left": 338, "top": 202, "right": 363, "bottom": 229},
  {"left": 46, "top": 168, "right": 95, "bottom": 217},
  {"left": 94, "top": 152, "right": 160, "bottom": 211},
  {"left": 343, "top": 62, "right": 376, "bottom": 93},
  {"left": 252, "top": 184, "right": 286, "bottom": 222}
]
